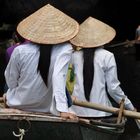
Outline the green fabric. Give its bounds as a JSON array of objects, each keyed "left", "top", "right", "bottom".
[{"left": 66, "top": 64, "right": 75, "bottom": 95}]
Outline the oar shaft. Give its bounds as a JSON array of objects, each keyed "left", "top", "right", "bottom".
[
  {"left": 73, "top": 100, "right": 140, "bottom": 119},
  {"left": 123, "top": 110, "right": 140, "bottom": 119},
  {"left": 73, "top": 100, "right": 118, "bottom": 113},
  {"left": 106, "top": 39, "right": 139, "bottom": 48}
]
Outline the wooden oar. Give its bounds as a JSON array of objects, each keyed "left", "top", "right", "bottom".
[
  {"left": 72, "top": 99, "right": 140, "bottom": 119},
  {"left": 105, "top": 39, "right": 140, "bottom": 48}
]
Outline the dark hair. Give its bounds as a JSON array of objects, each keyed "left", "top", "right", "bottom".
[
  {"left": 13, "top": 31, "right": 25, "bottom": 43},
  {"left": 38, "top": 44, "right": 52, "bottom": 87},
  {"left": 83, "top": 48, "right": 96, "bottom": 101}
]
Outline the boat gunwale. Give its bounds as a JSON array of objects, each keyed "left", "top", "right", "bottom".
[{"left": 0, "top": 112, "right": 125, "bottom": 134}]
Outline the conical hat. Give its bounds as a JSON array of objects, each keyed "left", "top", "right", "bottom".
[
  {"left": 70, "top": 17, "right": 116, "bottom": 48},
  {"left": 17, "top": 4, "right": 79, "bottom": 44}
]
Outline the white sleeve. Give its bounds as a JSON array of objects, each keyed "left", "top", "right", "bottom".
[
  {"left": 5, "top": 49, "right": 20, "bottom": 89},
  {"left": 52, "top": 44, "right": 73, "bottom": 112},
  {"left": 105, "top": 54, "right": 135, "bottom": 110}
]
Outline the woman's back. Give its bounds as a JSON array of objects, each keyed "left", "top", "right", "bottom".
[
  {"left": 5, "top": 42, "right": 73, "bottom": 114},
  {"left": 71, "top": 48, "right": 134, "bottom": 117},
  {"left": 5, "top": 43, "right": 51, "bottom": 111}
]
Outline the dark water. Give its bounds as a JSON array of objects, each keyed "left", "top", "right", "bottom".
[
  {"left": 119, "top": 118, "right": 140, "bottom": 140},
  {"left": 107, "top": 45, "right": 140, "bottom": 140},
  {"left": 106, "top": 45, "right": 140, "bottom": 110}
]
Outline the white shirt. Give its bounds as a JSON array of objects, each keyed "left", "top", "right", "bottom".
[
  {"left": 5, "top": 42, "right": 73, "bottom": 115},
  {"left": 71, "top": 48, "right": 134, "bottom": 117}
]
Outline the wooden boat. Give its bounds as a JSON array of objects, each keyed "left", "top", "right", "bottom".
[
  {"left": 2, "top": 97, "right": 140, "bottom": 140},
  {"left": 0, "top": 109, "right": 125, "bottom": 140}
]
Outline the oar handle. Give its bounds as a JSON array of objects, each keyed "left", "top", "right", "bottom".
[{"left": 73, "top": 99, "right": 140, "bottom": 119}]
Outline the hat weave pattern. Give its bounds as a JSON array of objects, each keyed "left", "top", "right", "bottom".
[
  {"left": 17, "top": 4, "right": 79, "bottom": 44},
  {"left": 70, "top": 17, "right": 116, "bottom": 48}
]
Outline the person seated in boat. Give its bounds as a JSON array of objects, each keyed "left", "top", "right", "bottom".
[
  {"left": 69, "top": 17, "right": 136, "bottom": 118},
  {"left": 3, "top": 4, "right": 79, "bottom": 120},
  {"left": 5, "top": 31, "right": 28, "bottom": 64}
]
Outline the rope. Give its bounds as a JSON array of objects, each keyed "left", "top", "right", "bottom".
[{"left": 13, "top": 128, "right": 25, "bottom": 140}]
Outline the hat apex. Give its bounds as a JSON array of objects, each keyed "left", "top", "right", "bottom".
[
  {"left": 70, "top": 16, "right": 116, "bottom": 48},
  {"left": 17, "top": 4, "right": 79, "bottom": 44}
]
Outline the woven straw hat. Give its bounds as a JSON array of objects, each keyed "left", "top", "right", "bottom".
[
  {"left": 70, "top": 17, "right": 116, "bottom": 48},
  {"left": 17, "top": 4, "right": 79, "bottom": 44}
]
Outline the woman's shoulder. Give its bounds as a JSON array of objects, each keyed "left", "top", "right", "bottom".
[
  {"left": 54, "top": 42, "right": 72, "bottom": 48},
  {"left": 14, "top": 42, "right": 38, "bottom": 53},
  {"left": 96, "top": 48, "right": 114, "bottom": 57},
  {"left": 52, "top": 42, "right": 73, "bottom": 53}
]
